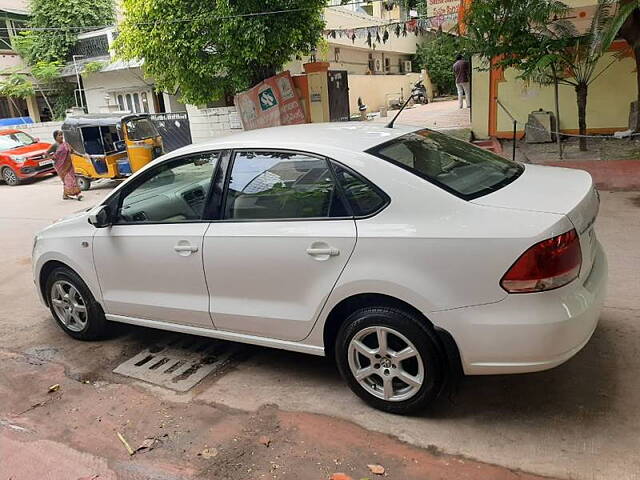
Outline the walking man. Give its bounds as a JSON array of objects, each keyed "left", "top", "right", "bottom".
[{"left": 453, "top": 54, "right": 470, "bottom": 109}]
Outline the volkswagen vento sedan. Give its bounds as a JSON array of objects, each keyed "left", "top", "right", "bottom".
[{"left": 33, "top": 123, "right": 607, "bottom": 414}]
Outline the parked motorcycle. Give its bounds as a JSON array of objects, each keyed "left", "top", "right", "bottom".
[{"left": 412, "top": 80, "right": 428, "bottom": 104}]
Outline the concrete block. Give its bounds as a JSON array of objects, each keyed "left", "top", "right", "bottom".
[{"left": 525, "top": 110, "right": 554, "bottom": 143}]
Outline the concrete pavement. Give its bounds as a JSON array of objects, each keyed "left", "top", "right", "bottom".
[
  {"left": 1, "top": 172, "right": 639, "bottom": 479},
  {"left": 372, "top": 99, "right": 471, "bottom": 130}
]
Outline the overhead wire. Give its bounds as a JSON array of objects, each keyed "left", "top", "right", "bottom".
[{"left": 0, "top": 1, "right": 379, "bottom": 32}]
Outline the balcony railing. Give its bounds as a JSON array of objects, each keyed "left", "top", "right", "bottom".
[{"left": 69, "top": 34, "right": 110, "bottom": 59}]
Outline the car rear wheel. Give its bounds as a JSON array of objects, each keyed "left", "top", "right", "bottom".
[
  {"left": 77, "top": 176, "right": 91, "bottom": 191},
  {"left": 45, "top": 267, "right": 108, "bottom": 340},
  {"left": 335, "top": 306, "right": 444, "bottom": 414},
  {"left": 2, "top": 167, "right": 19, "bottom": 186}
]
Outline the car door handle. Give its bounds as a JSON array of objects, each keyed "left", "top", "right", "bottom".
[
  {"left": 174, "top": 245, "right": 199, "bottom": 253},
  {"left": 306, "top": 247, "right": 340, "bottom": 257}
]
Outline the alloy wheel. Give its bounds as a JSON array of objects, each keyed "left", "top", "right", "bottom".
[
  {"left": 3, "top": 168, "right": 18, "bottom": 185},
  {"left": 50, "top": 280, "right": 88, "bottom": 332},
  {"left": 347, "top": 326, "right": 425, "bottom": 402}
]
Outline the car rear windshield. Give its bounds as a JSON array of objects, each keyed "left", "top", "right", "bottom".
[
  {"left": 125, "top": 118, "right": 158, "bottom": 141},
  {"left": 367, "top": 129, "right": 524, "bottom": 200}
]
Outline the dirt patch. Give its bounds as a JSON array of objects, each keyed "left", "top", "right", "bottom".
[
  {"left": 15, "top": 256, "right": 31, "bottom": 266},
  {"left": 0, "top": 350, "right": 559, "bottom": 480},
  {"left": 629, "top": 195, "right": 640, "bottom": 208}
]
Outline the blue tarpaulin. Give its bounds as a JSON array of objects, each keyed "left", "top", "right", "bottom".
[{"left": 0, "top": 117, "right": 33, "bottom": 127}]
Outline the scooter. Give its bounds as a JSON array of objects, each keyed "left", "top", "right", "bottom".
[{"left": 412, "top": 80, "right": 428, "bottom": 104}]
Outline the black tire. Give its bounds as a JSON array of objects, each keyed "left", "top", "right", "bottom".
[
  {"left": 2, "top": 167, "right": 20, "bottom": 186},
  {"left": 45, "top": 266, "right": 108, "bottom": 340},
  {"left": 77, "top": 176, "right": 91, "bottom": 191},
  {"left": 335, "top": 306, "right": 444, "bottom": 414}
]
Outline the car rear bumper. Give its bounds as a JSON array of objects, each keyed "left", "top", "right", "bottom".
[{"left": 431, "top": 240, "right": 607, "bottom": 375}]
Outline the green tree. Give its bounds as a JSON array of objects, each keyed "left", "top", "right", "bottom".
[
  {"left": 464, "top": 0, "right": 624, "bottom": 150},
  {"left": 17, "top": 0, "right": 115, "bottom": 63},
  {"left": 114, "top": 0, "right": 326, "bottom": 105},
  {"left": 415, "top": 32, "right": 464, "bottom": 96},
  {"left": 0, "top": 74, "right": 35, "bottom": 116},
  {"left": 0, "top": 74, "right": 35, "bottom": 99}
]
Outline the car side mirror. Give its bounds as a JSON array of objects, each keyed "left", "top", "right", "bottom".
[
  {"left": 34, "top": 137, "right": 40, "bottom": 143},
  {"left": 88, "top": 205, "right": 111, "bottom": 228}
]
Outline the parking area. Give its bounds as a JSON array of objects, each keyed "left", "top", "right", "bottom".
[{"left": 1, "top": 174, "right": 639, "bottom": 479}]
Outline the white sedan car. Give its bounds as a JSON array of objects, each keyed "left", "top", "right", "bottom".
[{"left": 33, "top": 123, "right": 607, "bottom": 413}]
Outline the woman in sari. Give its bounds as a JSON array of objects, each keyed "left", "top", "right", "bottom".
[{"left": 47, "top": 130, "right": 83, "bottom": 200}]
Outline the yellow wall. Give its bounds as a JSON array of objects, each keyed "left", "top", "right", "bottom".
[
  {"left": 348, "top": 73, "right": 429, "bottom": 114},
  {"left": 472, "top": 52, "right": 636, "bottom": 138},
  {"left": 471, "top": 65, "right": 490, "bottom": 138}
]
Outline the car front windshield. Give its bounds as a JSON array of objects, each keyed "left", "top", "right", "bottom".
[
  {"left": 0, "top": 132, "right": 37, "bottom": 152},
  {"left": 368, "top": 129, "right": 524, "bottom": 200},
  {"left": 125, "top": 118, "right": 158, "bottom": 141}
]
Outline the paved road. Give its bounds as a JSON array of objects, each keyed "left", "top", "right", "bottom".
[{"left": 1, "top": 173, "right": 639, "bottom": 479}]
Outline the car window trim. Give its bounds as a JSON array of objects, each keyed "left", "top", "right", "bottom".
[
  {"left": 327, "top": 159, "right": 390, "bottom": 220},
  {"left": 326, "top": 159, "right": 354, "bottom": 218},
  {"left": 202, "top": 150, "right": 231, "bottom": 221},
  {"left": 217, "top": 148, "right": 389, "bottom": 223},
  {"left": 110, "top": 149, "right": 225, "bottom": 226}
]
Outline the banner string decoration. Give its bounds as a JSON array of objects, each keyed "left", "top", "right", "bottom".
[{"left": 325, "top": 12, "right": 459, "bottom": 47}]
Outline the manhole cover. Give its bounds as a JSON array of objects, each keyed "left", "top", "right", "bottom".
[{"left": 113, "top": 335, "right": 240, "bottom": 392}]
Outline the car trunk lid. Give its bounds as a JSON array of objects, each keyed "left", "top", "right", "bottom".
[{"left": 472, "top": 164, "right": 600, "bottom": 281}]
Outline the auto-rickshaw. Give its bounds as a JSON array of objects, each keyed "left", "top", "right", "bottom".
[{"left": 62, "top": 113, "right": 164, "bottom": 190}]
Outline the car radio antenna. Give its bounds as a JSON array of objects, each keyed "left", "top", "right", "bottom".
[{"left": 386, "top": 94, "right": 415, "bottom": 129}]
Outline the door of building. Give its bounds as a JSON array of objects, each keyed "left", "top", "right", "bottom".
[{"left": 327, "top": 70, "right": 350, "bottom": 122}]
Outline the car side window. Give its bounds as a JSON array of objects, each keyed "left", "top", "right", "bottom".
[
  {"left": 332, "top": 163, "right": 388, "bottom": 217},
  {"left": 117, "top": 152, "right": 219, "bottom": 223},
  {"left": 224, "top": 151, "right": 348, "bottom": 220}
]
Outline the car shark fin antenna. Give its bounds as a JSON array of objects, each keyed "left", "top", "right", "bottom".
[{"left": 386, "top": 94, "right": 415, "bottom": 129}]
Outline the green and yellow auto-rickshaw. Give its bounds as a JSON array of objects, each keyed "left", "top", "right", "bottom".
[{"left": 62, "top": 113, "right": 164, "bottom": 190}]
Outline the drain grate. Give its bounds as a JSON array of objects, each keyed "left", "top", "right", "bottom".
[{"left": 113, "top": 335, "right": 240, "bottom": 392}]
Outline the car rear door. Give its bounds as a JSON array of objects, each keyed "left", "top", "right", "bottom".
[{"left": 202, "top": 150, "right": 357, "bottom": 342}]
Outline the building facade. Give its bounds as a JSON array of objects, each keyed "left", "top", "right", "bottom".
[{"left": 0, "top": 1, "right": 50, "bottom": 123}]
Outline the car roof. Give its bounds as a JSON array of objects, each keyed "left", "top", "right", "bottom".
[{"left": 190, "top": 122, "right": 421, "bottom": 153}]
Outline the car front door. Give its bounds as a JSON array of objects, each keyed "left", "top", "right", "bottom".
[
  {"left": 93, "top": 151, "right": 221, "bottom": 328},
  {"left": 203, "top": 150, "right": 357, "bottom": 341}
]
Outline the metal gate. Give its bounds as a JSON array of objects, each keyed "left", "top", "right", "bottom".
[
  {"left": 150, "top": 112, "right": 192, "bottom": 152},
  {"left": 327, "top": 71, "right": 350, "bottom": 122}
]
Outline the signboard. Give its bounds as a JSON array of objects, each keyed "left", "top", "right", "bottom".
[
  {"left": 234, "top": 71, "right": 306, "bottom": 131},
  {"left": 426, "top": 0, "right": 461, "bottom": 31}
]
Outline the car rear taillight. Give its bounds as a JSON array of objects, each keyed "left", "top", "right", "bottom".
[{"left": 501, "top": 229, "right": 582, "bottom": 293}]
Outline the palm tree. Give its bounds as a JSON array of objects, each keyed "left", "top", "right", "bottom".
[{"left": 521, "top": 0, "right": 627, "bottom": 150}]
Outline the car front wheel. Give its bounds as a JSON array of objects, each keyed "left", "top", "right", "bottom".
[
  {"left": 45, "top": 267, "right": 108, "bottom": 340},
  {"left": 335, "top": 306, "right": 444, "bottom": 414},
  {"left": 2, "top": 167, "right": 20, "bottom": 186}
]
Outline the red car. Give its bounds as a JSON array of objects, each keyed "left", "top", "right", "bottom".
[{"left": 0, "top": 129, "right": 55, "bottom": 186}]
